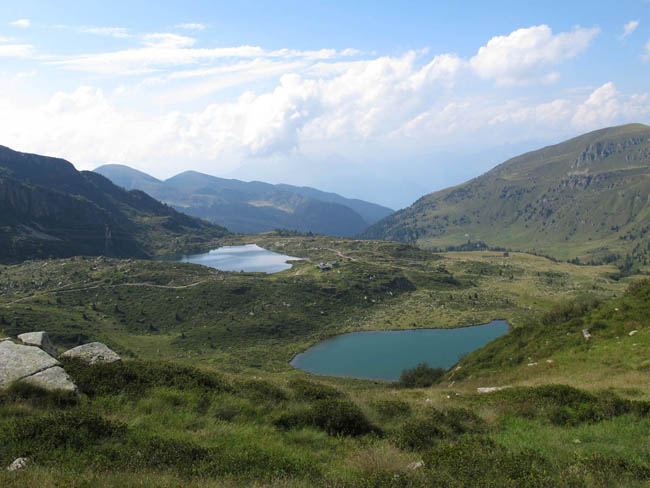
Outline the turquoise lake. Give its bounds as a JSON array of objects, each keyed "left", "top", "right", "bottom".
[
  {"left": 290, "top": 320, "right": 509, "bottom": 381},
  {"left": 176, "top": 244, "right": 300, "bottom": 273}
]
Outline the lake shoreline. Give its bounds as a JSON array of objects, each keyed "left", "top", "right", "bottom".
[{"left": 290, "top": 319, "right": 510, "bottom": 381}]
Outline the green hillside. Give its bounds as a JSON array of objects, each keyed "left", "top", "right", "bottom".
[
  {"left": 94, "top": 166, "right": 394, "bottom": 236},
  {"left": 0, "top": 146, "right": 228, "bottom": 263},
  {"left": 1, "top": 236, "right": 649, "bottom": 486},
  {"left": 361, "top": 124, "right": 650, "bottom": 269}
]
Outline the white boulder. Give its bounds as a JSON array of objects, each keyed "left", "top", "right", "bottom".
[
  {"left": 60, "top": 342, "right": 121, "bottom": 365},
  {"left": 6, "top": 457, "right": 28, "bottom": 472},
  {"left": 17, "top": 331, "right": 58, "bottom": 357},
  {"left": 0, "top": 340, "right": 60, "bottom": 389},
  {"left": 20, "top": 366, "right": 77, "bottom": 393}
]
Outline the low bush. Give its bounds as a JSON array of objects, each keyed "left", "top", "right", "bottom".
[
  {"left": 541, "top": 298, "right": 600, "bottom": 326},
  {"left": 396, "top": 407, "right": 486, "bottom": 451},
  {"left": 1, "top": 408, "right": 126, "bottom": 464},
  {"left": 235, "top": 378, "right": 288, "bottom": 402},
  {"left": 395, "top": 363, "right": 445, "bottom": 388},
  {"left": 62, "top": 359, "right": 230, "bottom": 397},
  {"left": 422, "top": 436, "right": 555, "bottom": 487},
  {"left": 275, "top": 398, "right": 377, "bottom": 437},
  {"left": 287, "top": 378, "right": 344, "bottom": 401},
  {"left": 0, "top": 382, "right": 78, "bottom": 409},
  {"left": 372, "top": 399, "right": 411, "bottom": 419},
  {"left": 483, "top": 384, "right": 650, "bottom": 426}
]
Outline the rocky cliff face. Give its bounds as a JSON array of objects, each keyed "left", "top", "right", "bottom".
[{"left": 0, "top": 145, "right": 229, "bottom": 263}]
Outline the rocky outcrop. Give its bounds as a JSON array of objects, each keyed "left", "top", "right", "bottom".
[
  {"left": 0, "top": 340, "right": 60, "bottom": 389},
  {"left": 17, "top": 331, "right": 58, "bottom": 357},
  {"left": 20, "top": 366, "right": 76, "bottom": 392},
  {"left": 0, "top": 338, "right": 77, "bottom": 392},
  {"left": 6, "top": 457, "right": 28, "bottom": 472},
  {"left": 477, "top": 386, "right": 511, "bottom": 394},
  {"left": 60, "top": 342, "right": 121, "bottom": 365}
]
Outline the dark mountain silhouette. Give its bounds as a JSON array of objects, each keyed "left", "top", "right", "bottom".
[{"left": 0, "top": 145, "right": 228, "bottom": 263}]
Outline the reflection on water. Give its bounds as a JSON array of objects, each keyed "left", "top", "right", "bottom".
[{"left": 177, "top": 244, "right": 300, "bottom": 273}]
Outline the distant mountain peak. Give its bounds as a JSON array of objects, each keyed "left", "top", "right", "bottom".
[{"left": 95, "top": 166, "right": 394, "bottom": 237}]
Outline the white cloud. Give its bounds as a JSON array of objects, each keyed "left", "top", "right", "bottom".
[
  {"left": 2, "top": 25, "right": 647, "bottom": 180},
  {"left": 572, "top": 82, "right": 650, "bottom": 129},
  {"left": 0, "top": 43, "right": 34, "bottom": 57},
  {"left": 11, "top": 19, "right": 30, "bottom": 28},
  {"left": 79, "top": 27, "right": 132, "bottom": 38},
  {"left": 620, "top": 20, "right": 639, "bottom": 39},
  {"left": 175, "top": 23, "right": 206, "bottom": 31},
  {"left": 142, "top": 33, "right": 196, "bottom": 48},
  {"left": 47, "top": 36, "right": 357, "bottom": 75},
  {"left": 14, "top": 71, "right": 37, "bottom": 79},
  {"left": 470, "top": 25, "right": 600, "bottom": 85},
  {"left": 644, "top": 40, "right": 650, "bottom": 62}
]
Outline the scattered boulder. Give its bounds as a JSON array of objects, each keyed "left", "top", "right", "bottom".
[
  {"left": 408, "top": 460, "right": 425, "bottom": 470},
  {"left": 629, "top": 330, "right": 638, "bottom": 336},
  {"left": 477, "top": 386, "right": 510, "bottom": 394},
  {"left": 60, "top": 342, "right": 121, "bottom": 365},
  {"left": 6, "top": 457, "right": 28, "bottom": 472},
  {"left": 0, "top": 340, "right": 60, "bottom": 389},
  {"left": 17, "top": 331, "right": 58, "bottom": 357},
  {"left": 20, "top": 366, "right": 77, "bottom": 393},
  {"left": 582, "top": 329, "right": 591, "bottom": 341}
]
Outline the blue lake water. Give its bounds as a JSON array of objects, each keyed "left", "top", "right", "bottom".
[
  {"left": 176, "top": 244, "right": 300, "bottom": 273},
  {"left": 290, "top": 320, "right": 509, "bottom": 381}
]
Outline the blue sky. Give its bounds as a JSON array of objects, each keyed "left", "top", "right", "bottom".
[{"left": 1, "top": 1, "right": 649, "bottom": 208}]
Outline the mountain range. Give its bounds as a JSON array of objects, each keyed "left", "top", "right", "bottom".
[
  {"left": 93, "top": 165, "right": 393, "bottom": 237},
  {"left": 361, "top": 123, "right": 650, "bottom": 266},
  {"left": 0, "top": 145, "right": 228, "bottom": 263}
]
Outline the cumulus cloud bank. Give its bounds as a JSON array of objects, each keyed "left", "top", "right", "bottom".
[
  {"left": 469, "top": 25, "right": 600, "bottom": 85},
  {"left": 0, "top": 22, "right": 647, "bottom": 183}
]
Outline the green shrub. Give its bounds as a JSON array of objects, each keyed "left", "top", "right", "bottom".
[
  {"left": 372, "top": 399, "right": 411, "bottom": 419},
  {"left": 422, "top": 436, "right": 555, "bottom": 487},
  {"left": 288, "top": 378, "right": 344, "bottom": 401},
  {"left": 483, "top": 384, "right": 650, "bottom": 426},
  {"left": 275, "top": 398, "right": 377, "bottom": 437},
  {"left": 541, "top": 298, "right": 600, "bottom": 326},
  {"left": 62, "top": 359, "right": 230, "bottom": 397},
  {"left": 0, "top": 382, "right": 78, "bottom": 409},
  {"left": 235, "top": 378, "right": 288, "bottom": 402},
  {"left": 396, "top": 363, "right": 445, "bottom": 389},
  {"left": 1, "top": 409, "right": 126, "bottom": 463},
  {"left": 396, "top": 408, "right": 485, "bottom": 451}
]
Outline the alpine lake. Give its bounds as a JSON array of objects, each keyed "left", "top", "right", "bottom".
[{"left": 178, "top": 244, "right": 509, "bottom": 381}]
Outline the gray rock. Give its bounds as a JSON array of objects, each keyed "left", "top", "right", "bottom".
[
  {"left": 0, "top": 341, "right": 60, "bottom": 389},
  {"left": 6, "top": 457, "right": 28, "bottom": 472},
  {"left": 17, "top": 331, "right": 58, "bottom": 357},
  {"left": 408, "top": 460, "right": 425, "bottom": 470},
  {"left": 60, "top": 342, "right": 121, "bottom": 365},
  {"left": 477, "top": 386, "right": 511, "bottom": 394},
  {"left": 20, "top": 366, "right": 77, "bottom": 393}
]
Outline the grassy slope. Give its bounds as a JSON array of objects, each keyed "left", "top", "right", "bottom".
[
  {"left": 0, "top": 235, "right": 628, "bottom": 373},
  {"left": 361, "top": 124, "right": 650, "bottom": 266},
  {"left": 1, "top": 235, "right": 649, "bottom": 486}
]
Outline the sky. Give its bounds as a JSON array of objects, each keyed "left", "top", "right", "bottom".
[{"left": 0, "top": 1, "right": 649, "bottom": 209}]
